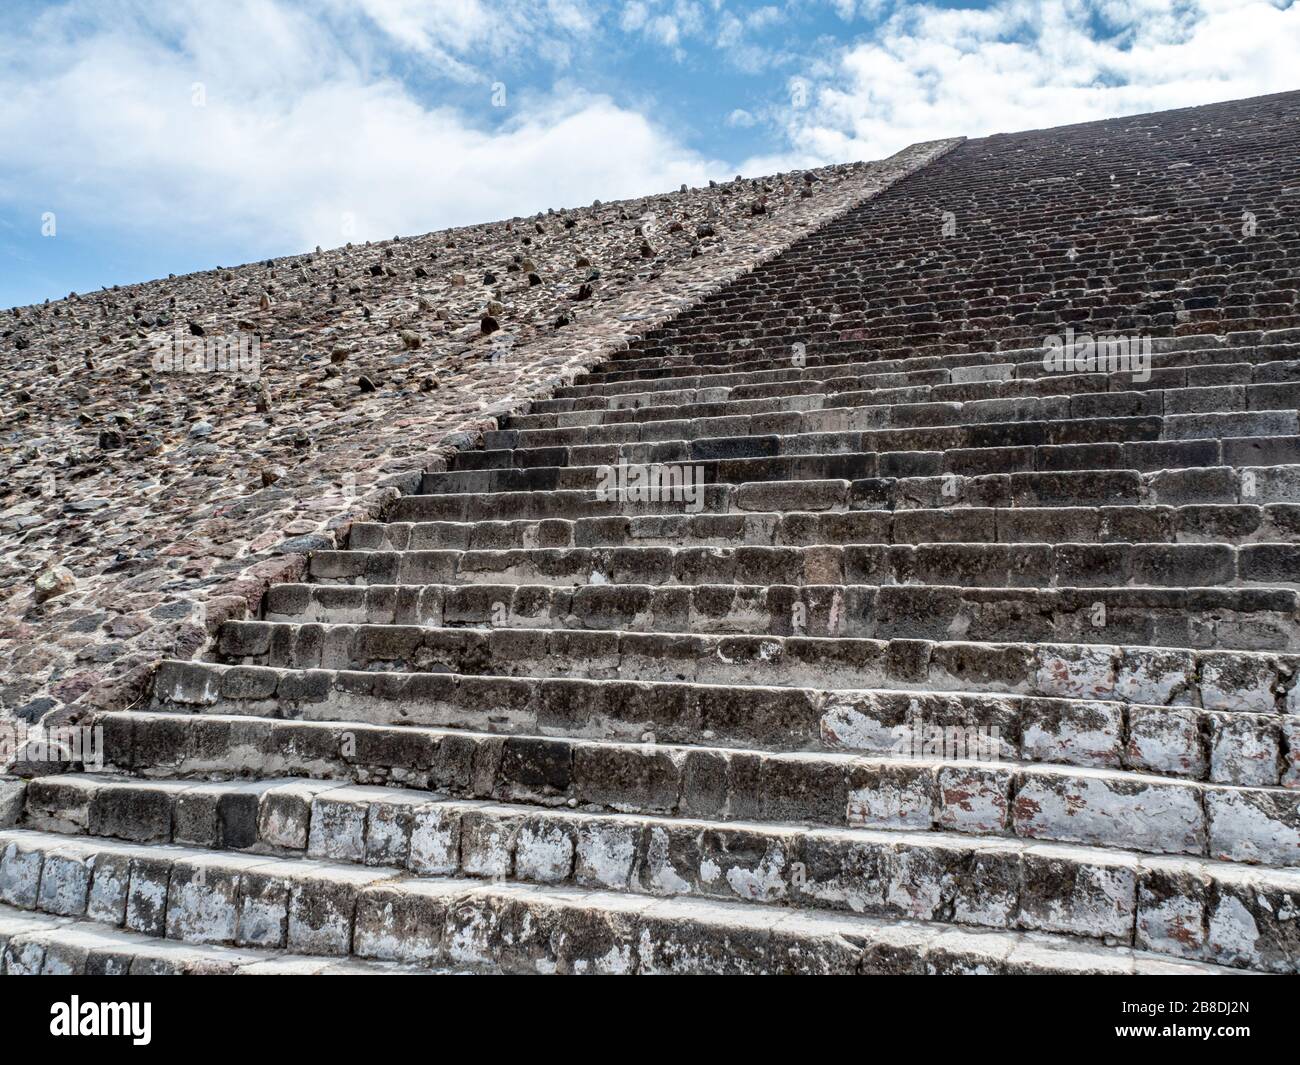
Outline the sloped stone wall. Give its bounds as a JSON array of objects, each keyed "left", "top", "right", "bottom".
[{"left": 0, "top": 137, "right": 960, "bottom": 739}]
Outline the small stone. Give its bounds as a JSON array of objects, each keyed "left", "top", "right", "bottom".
[{"left": 34, "top": 566, "right": 76, "bottom": 604}]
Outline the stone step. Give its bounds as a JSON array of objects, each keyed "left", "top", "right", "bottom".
[
  {"left": 583, "top": 333, "right": 1300, "bottom": 384},
  {"left": 504, "top": 387, "right": 1300, "bottom": 444},
  {"left": 466, "top": 430, "right": 1300, "bottom": 476},
  {"left": 348, "top": 503, "right": 1300, "bottom": 552},
  {"left": 303, "top": 541, "right": 1300, "bottom": 591},
  {"left": 497, "top": 389, "right": 1300, "bottom": 448},
  {"left": 601, "top": 329, "right": 1300, "bottom": 377},
  {"left": 91, "top": 711, "right": 1300, "bottom": 865},
  {"left": 0, "top": 829, "right": 1240, "bottom": 975},
  {"left": 576, "top": 353, "right": 1023, "bottom": 394},
  {"left": 391, "top": 465, "right": 1300, "bottom": 522},
  {"left": 161, "top": 634, "right": 1298, "bottom": 715},
  {"left": 450, "top": 417, "right": 1300, "bottom": 490},
  {"left": 0, "top": 903, "right": 429, "bottom": 974},
  {"left": 11, "top": 776, "right": 1298, "bottom": 971},
  {"left": 565, "top": 352, "right": 1300, "bottom": 408},
  {"left": 162, "top": 655, "right": 1294, "bottom": 787},
  {"left": 535, "top": 361, "right": 1300, "bottom": 418},
  {"left": 574, "top": 351, "right": 1300, "bottom": 408},
  {"left": 417, "top": 455, "right": 1300, "bottom": 505},
  {"left": 249, "top": 581, "right": 1300, "bottom": 648}
]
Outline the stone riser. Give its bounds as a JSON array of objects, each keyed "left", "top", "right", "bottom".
[
  {"left": 9, "top": 780, "right": 1297, "bottom": 972},
  {"left": 348, "top": 504, "right": 1300, "bottom": 551},
  {"left": 304, "top": 541, "right": 1300, "bottom": 591},
  {"left": 91, "top": 712, "right": 1300, "bottom": 866}
]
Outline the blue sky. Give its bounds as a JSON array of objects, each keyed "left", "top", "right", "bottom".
[{"left": 2, "top": 0, "right": 1298, "bottom": 308}]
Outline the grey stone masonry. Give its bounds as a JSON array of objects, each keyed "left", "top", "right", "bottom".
[
  {"left": 1, "top": 139, "right": 958, "bottom": 730},
  {"left": 5, "top": 91, "right": 1300, "bottom": 974}
]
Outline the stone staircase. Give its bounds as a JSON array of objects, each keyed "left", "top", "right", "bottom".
[{"left": 4, "top": 91, "right": 1300, "bottom": 975}]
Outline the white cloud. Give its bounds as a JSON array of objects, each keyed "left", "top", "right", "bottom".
[
  {"left": 621, "top": 1, "right": 651, "bottom": 32},
  {"left": 620, "top": 0, "right": 710, "bottom": 57},
  {"left": 334, "top": 0, "right": 599, "bottom": 79},
  {"left": 746, "top": 6, "right": 785, "bottom": 30},
  {"left": 773, "top": 0, "right": 1300, "bottom": 165},
  {"left": 0, "top": 0, "right": 727, "bottom": 263}
]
